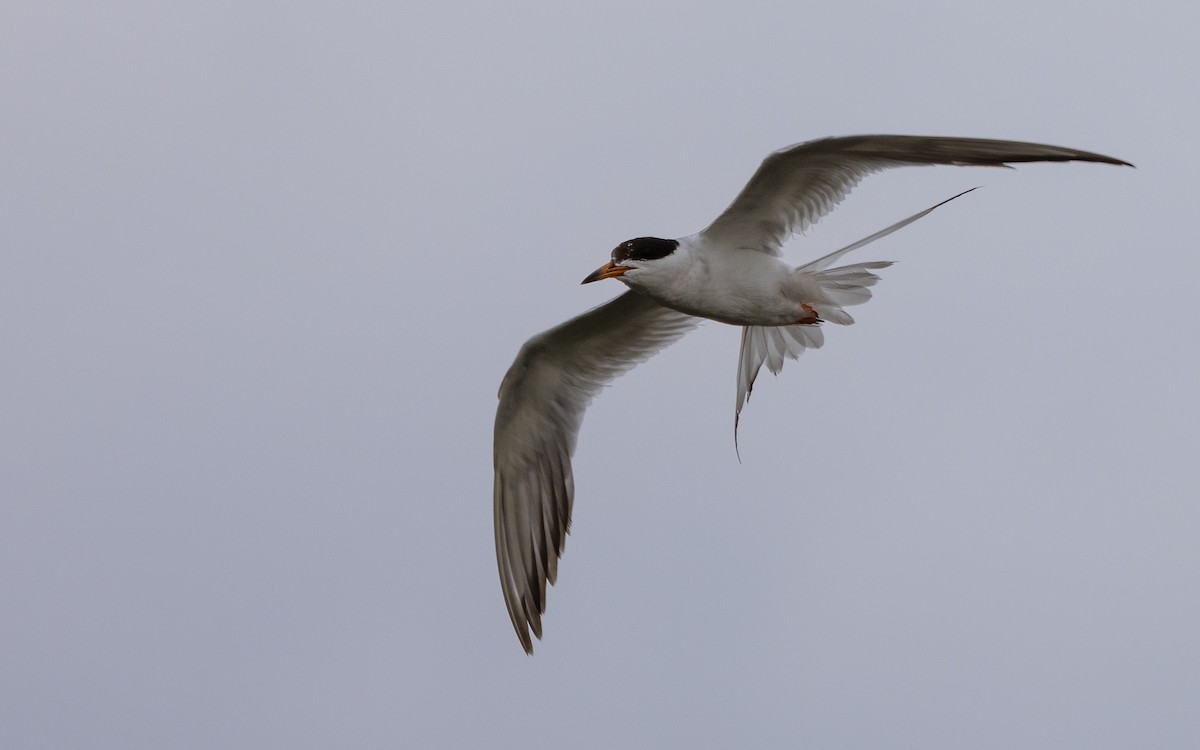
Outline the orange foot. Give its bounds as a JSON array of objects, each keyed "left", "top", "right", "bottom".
[{"left": 795, "top": 302, "right": 822, "bottom": 325}]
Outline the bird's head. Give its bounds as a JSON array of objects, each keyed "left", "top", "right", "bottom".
[{"left": 581, "top": 237, "right": 680, "bottom": 287}]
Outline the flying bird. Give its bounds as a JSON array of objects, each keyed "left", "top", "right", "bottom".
[{"left": 494, "top": 134, "right": 1131, "bottom": 653}]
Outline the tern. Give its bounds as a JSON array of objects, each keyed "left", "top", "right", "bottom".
[{"left": 494, "top": 134, "right": 1130, "bottom": 653}]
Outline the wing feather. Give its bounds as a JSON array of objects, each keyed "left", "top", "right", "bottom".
[
  {"left": 699, "top": 134, "right": 1131, "bottom": 255},
  {"left": 494, "top": 291, "right": 698, "bottom": 652}
]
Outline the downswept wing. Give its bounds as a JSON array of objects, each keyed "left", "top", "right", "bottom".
[
  {"left": 494, "top": 291, "right": 698, "bottom": 653},
  {"left": 699, "top": 134, "right": 1131, "bottom": 256}
]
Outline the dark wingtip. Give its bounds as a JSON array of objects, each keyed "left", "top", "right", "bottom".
[
  {"left": 734, "top": 413, "right": 743, "bottom": 464},
  {"left": 1066, "top": 150, "right": 1133, "bottom": 168},
  {"left": 517, "top": 625, "right": 536, "bottom": 655}
]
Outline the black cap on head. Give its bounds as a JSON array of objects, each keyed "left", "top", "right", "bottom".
[{"left": 613, "top": 237, "right": 678, "bottom": 263}]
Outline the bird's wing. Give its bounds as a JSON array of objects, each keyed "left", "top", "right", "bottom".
[
  {"left": 698, "top": 134, "right": 1131, "bottom": 255},
  {"left": 494, "top": 290, "right": 698, "bottom": 653}
]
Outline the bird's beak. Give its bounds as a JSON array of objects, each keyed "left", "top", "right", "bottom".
[{"left": 581, "top": 261, "right": 630, "bottom": 284}]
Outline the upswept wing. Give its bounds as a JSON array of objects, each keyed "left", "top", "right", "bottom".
[{"left": 699, "top": 134, "right": 1130, "bottom": 255}]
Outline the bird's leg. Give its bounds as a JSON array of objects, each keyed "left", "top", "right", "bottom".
[{"left": 795, "top": 302, "right": 822, "bottom": 326}]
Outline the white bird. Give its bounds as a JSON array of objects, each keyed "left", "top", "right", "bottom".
[{"left": 494, "top": 134, "right": 1131, "bottom": 653}]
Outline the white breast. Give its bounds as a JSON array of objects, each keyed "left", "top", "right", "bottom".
[{"left": 621, "top": 240, "right": 805, "bottom": 326}]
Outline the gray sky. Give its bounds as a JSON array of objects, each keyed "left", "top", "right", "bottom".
[{"left": 3, "top": 2, "right": 1197, "bottom": 748}]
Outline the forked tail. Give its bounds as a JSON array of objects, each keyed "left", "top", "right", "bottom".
[{"left": 734, "top": 188, "right": 979, "bottom": 455}]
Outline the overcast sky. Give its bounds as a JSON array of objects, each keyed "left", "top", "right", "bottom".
[{"left": 3, "top": 2, "right": 1197, "bottom": 748}]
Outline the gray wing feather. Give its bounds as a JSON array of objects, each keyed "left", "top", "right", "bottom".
[
  {"left": 494, "top": 291, "right": 698, "bottom": 652},
  {"left": 699, "top": 134, "right": 1131, "bottom": 255}
]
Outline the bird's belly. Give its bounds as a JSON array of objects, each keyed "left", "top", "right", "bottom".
[{"left": 652, "top": 273, "right": 804, "bottom": 327}]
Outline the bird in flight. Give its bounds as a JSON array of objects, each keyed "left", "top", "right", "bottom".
[{"left": 494, "top": 134, "right": 1131, "bottom": 653}]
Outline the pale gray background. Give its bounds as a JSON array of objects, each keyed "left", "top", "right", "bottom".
[{"left": 3, "top": 2, "right": 1196, "bottom": 748}]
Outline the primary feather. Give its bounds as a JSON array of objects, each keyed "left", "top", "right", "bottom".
[{"left": 494, "top": 292, "right": 696, "bottom": 652}]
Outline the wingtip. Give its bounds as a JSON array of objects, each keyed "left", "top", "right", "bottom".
[
  {"left": 734, "top": 413, "right": 743, "bottom": 464},
  {"left": 515, "top": 624, "right": 536, "bottom": 654}
]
